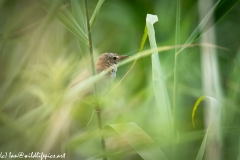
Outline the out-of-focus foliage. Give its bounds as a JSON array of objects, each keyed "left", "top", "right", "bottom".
[{"left": 0, "top": 0, "right": 239, "bottom": 160}]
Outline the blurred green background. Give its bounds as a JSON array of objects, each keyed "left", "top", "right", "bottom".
[{"left": 0, "top": 0, "right": 240, "bottom": 160}]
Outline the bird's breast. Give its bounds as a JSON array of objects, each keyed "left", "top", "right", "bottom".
[{"left": 110, "top": 64, "right": 117, "bottom": 79}]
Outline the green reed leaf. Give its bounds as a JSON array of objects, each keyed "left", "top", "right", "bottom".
[
  {"left": 191, "top": 96, "right": 219, "bottom": 160},
  {"left": 178, "top": 0, "right": 220, "bottom": 54},
  {"left": 71, "top": 0, "right": 87, "bottom": 33},
  {"left": 107, "top": 122, "right": 168, "bottom": 160},
  {"left": 146, "top": 14, "right": 174, "bottom": 140},
  {"left": 90, "top": 0, "right": 105, "bottom": 29},
  {"left": 35, "top": 0, "right": 88, "bottom": 44}
]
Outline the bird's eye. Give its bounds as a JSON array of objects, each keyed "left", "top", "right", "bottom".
[{"left": 113, "top": 57, "right": 117, "bottom": 60}]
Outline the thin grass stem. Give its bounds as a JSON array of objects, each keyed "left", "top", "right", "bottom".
[
  {"left": 173, "top": 0, "right": 181, "bottom": 133},
  {"left": 84, "top": 0, "right": 96, "bottom": 92},
  {"left": 84, "top": 0, "right": 106, "bottom": 160},
  {"left": 173, "top": 2, "right": 181, "bottom": 159}
]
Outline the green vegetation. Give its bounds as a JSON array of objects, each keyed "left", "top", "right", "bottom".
[{"left": 0, "top": 0, "right": 239, "bottom": 159}]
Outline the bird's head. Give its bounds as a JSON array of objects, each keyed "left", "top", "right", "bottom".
[{"left": 95, "top": 53, "right": 129, "bottom": 73}]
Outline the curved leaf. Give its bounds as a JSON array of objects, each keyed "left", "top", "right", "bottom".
[
  {"left": 192, "top": 96, "right": 207, "bottom": 127},
  {"left": 107, "top": 122, "right": 168, "bottom": 160},
  {"left": 191, "top": 96, "right": 220, "bottom": 160},
  {"left": 146, "top": 14, "right": 174, "bottom": 139}
]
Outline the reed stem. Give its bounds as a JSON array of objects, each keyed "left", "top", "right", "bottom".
[{"left": 84, "top": 1, "right": 107, "bottom": 160}]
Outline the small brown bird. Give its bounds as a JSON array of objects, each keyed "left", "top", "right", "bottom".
[
  {"left": 66, "top": 53, "right": 129, "bottom": 94},
  {"left": 95, "top": 53, "right": 129, "bottom": 80}
]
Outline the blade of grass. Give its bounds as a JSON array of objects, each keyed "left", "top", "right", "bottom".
[
  {"left": 196, "top": 129, "right": 209, "bottom": 160},
  {"left": 35, "top": 0, "right": 88, "bottom": 44},
  {"left": 107, "top": 122, "right": 168, "bottom": 160},
  {"left": 146, "top": 14, "right": 174, "bottom": 140},
  {"left": 177, "top": 0, "right": 220, "bottom": 54},
  {"left": 84, "top": 1, "right": 106, "bottom": 160},
  {"left": 138, "top": 26, "right": 148, "bottom": 52},
  {"left": 71, "top": 0, "right": 87, "bottom": 32},
  {"left": 64, "top": 69, "right": 109, "bottom": 101},
  {"left": 90, "top": 0, "right": 105, "bottom": 29},
  {"left": 173, "top": 0, "right": 181, "bottom": 135},
  {"left": 100, "top": 25, "right": 148, "bottom": 103},
  {"left": 198, "top": 0, "right": 222, "bottom": 158},
  {"left": 119, "top": 44, "right": 229, "bottom": 68},
  {"left": 192, "top": 96, "right": 207, "bottom": 127},
  {"left": 70, "top": 0, "right": 88, "bottom": 69},
  {"left": 199, "top": 0, "right": 240, "bottom": 39},
  {"left": 173, "top": 1, "right": 181, "bottom": 158},
  {"left": 191, "top": 96, "right": 220, "bottom": 160}
]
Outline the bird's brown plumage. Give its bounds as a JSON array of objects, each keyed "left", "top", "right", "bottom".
[{"left": 65, "top": 53, "right": 129, "bottom": 93}]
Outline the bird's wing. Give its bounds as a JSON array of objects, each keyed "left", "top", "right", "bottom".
[{"left": 65, "top": 70, "right": 90, "bottom": 91}]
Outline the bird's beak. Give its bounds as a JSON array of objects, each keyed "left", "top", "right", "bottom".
[{"left": 119, "top": 55, "right": 130, "bottom": 60}]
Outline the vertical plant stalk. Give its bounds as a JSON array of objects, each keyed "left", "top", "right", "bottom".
[
  {"left": 84, "top": 0, "right": 107, "bottom": 160},
  {"left": 198, "top": 0, "right": 222, "bottom": 159},
  {"left": 84, "top": 0, "right": 96, "bottom": 90},
  {"left": 95, "top": 107, "right": 107, "bottom": 159},
  {"left": 173, "top": 0, "right": 181, "bottom": 136},
  {"left": 172, "top": 1, "right": 181, "bottom": 159}
]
